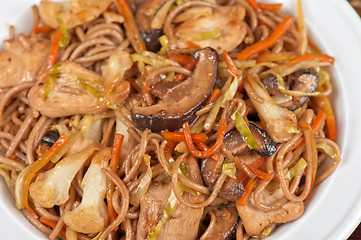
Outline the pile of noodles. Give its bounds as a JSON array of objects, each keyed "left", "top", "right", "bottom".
[{"left": 0, "top": 0, "right": 341, "bottom": 239}]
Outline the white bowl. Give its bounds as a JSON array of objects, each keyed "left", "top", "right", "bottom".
[{"left": 1, "top": 0, "right": 361, "bottom": 239}]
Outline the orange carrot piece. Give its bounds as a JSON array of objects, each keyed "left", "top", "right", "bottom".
[
  {"left": 29, "top": 25, "right": 52, "bottom": 35},
  {"left": 185, "top": 40, "right": 201, "bottom": 49},
  {"left": 116, "top": 0, "right": 146, "bottom": 52},
  {"left": 161, "top": 131, "right": 208, "bottom": 143},
  {"left": 259, "top": 3, "right": 282, "bottom": 11},
  {"left": 237, "top": 16, "right": 295, "bottom": 60},
  {"left": 256, "top": 51, "right": 299, "bottom": 63},
  {"left": 25, "top": 202, "right": 37, "bottom": 217},
  {"left": 206, "top": 89, "right": 222, "bottom": 104},
  {"left": 143, "top": 85, "right": 150, "bottom": 94},
  {"left": 110, "top": 134, "right": 124, "bottom": 173},
  {"left": 246, "top": 0, "right": 260, "bottom": 11},
  {"left": 47, "top": 29, "right": 62, "bottom": 68},
  {"left": 183, "top": 118, "right": 227, "bottom": 159},
  {"left": 320, "top": 97, "right": 337, "bottom": 141},
  {"left": 196, "top": 142, "right": 221, "bottom": 161},
  {"left": 39, "top": 217, "right": 66, "bottom": 236},
  {"left": 236, "top": 157, "right": 264, "bottom": 183},
  {"left": 311, "top": 110, "right": 327, "bottom": 134},
  {"left": 223, "top": 50, "right": 241, "bottom": 76},
  {"left": 238, "top": 179, "right": 258, "bottom": 206},
  {"left": 168, "top": 54, "right": 192, "bottom": 66},
  {"left": 21, "top": 134, "right": 68, "bottom": 211},
  {"left": 290, "top": 53, "right": 335, "bottom": 65},
  {"left": 247, "top": 164, "right": 271, "bottom": 181},
  {"left": 107, "top": 134, "right": 124, "bottom": 227}
]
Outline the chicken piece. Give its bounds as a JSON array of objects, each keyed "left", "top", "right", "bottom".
[
  {"left": 28, "top": 61, "right": 108, "bottom": 118},
  {"left": 0, "top": 34, "right": 49, "bottom": 88},
  {"left": 136, "top": 155, "right": 205, "bottom": 240},
  {"left": 39, "top": 0, "right": 113, "bottom": 29},
  {"left": 236, "top": 190, "right": 304, "bottom": 237},
  {"left": 175, "top": 5, "right": 247, "bottom": 53}
]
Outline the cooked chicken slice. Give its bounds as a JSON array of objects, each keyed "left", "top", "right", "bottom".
[
  {"left": 237, "top": 190, "right": 304, "bottom": 236},
  {"left": 175, "top": 5, "right": 247, "bottom": 53},
  {"left": 136, "top": 155, "right": 205, "bottom": 240},
  {"left": 28, "top": 61, "right": 108, "bottom": 118},
  {"left": 0, "top": 34, "right": 49, "bottom": 88}
]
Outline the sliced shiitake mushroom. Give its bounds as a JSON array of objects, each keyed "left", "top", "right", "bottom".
[
  {"left": 131, "top": 47, "right": 218, "bottom": 132},
  {"left": 262, "top": 68, "right": 319, "bottom": 110}
]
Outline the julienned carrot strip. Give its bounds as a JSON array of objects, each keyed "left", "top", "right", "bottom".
[
  {"left": 39, "top": 217, "right": 66, "bottom": 236},
  {"left": 259, "top": 3, "right": 282, "bottom": 11},
  {"left": 223, "top": 50, "right": 241, "bottom": 76},
  {"left": 19, "top": 134, "right": 68, "bottom": 210},
  {"left": 320, "top": 97, "right": 337, "bottom": 141},
  {"left": 311, "top": 110, "right": 326, "bottom": 134},
  {"left": 237, "top": 16, "right": 295, "bottom": 60},
  {"left": 143, "top": 85, "right": 150, "bottom": 94},
  {"left": 237, "top": 157, "right": 264, "bottom": 183},
  {"left": 110, "top": 134, "right": 124, "bottom": 173},
  {"left": 290, "top": 53, "right": 335, "bottom": 65},
  {"left": 107, "top": 134, "right": 124, "bottom": 228},
  {"left": 29, "top": 25, "right": 52, "bottom": 35},
  {"left": 247, "top": 164, "right": 271, "bottom": 181},
  {"left": 168, "top": 54, "right": 192, "bottom": 66},
  {"left": 256, "top": 51, "right": 299, "bottom": 63},
  {"left": 25, "top": 202, "right": 37, "bottom": 216},
  {"left": 185, "top": 41, "right": 201, "bottom": 49},
  {"left": 47, "top": 29, "right": 62, "bottom": 68},
  {"left": 116, "top": 0, "right": 146, "bottom": 52},
  {"left": 174, "top": 59, "right": 198, "bottom": 82},
  {"left": 196, "top": 142, "right": 221, "bottom": 161},
  {"left": 238, "top": 179, "right": 258, "bottom": 206},
  {"left": 206, "top": 89, "right": 222, "bottom": 104},
  {"left": 183, "top": 118, "right": 227, "bottom": 159},
  {"left": 161, "top": 131, "right": 208, "bottom": 143},
  {"left": 246, "top": 0, "right": 260, "bottom": 11}
]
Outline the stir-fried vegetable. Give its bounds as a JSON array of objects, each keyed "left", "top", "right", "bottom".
[
  {"left": 238, "top": 179, "right": 258, "bottom": 206},
  {"left": 183, "top": 118, "right": 227, "bottom": 159},
  {"left": 47, "top": 29, "right": 62, "bottom": 68},
  {"left": 15, "top": 134, "right": 68, "bottom": 210},
  {"left": 285, "top": 158, "right": 308, "bottom": 181},
  {"left": 161, "top": 131, "right": 208, "bottom": 143},
  {"left": 130, "top": 154, "right": 152, "bottom": 207},
  {"left": 116, "top": 0, "right": 146, "bottom": 52},
  {"left": 231, "top": 110, "right": 260, "bottom": 149},
  {"left": 63, "top": 148, "right": 110, "bottom": 234},
  {"left": 57, "top": 19, "right": 70, "bottom": 47},
  {"left": 237, "top": 16, "right": 295, "bottom": 60},
  {"left": 29, "top": 143, "right": 98, "bottom": 208},
  {"left": 222, "top": 161, "right": 236, "bottom": 179},
  {"left": 44, "top": 63, "right": 61, "bottom": 100},
  {"left": 148, "top": 190, "right": 179, "bottom": 238}
]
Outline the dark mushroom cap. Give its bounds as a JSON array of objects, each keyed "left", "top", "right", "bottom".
[
  {"left": 262, "top": 73, "right": 281, "bottom": 96},
  {"left": 131, "top": 47, "right": 218, "bottom": 132},
  {"left": 200, "top": 157, "right": 245, "bottom": 202},
  {"left": 224, "top": 126, "right": 277, "bottom": 158},
  {"left": 262, "top": 69, "right": 319, "bottom": 110},
  {"left": 141, "top": 29, "right": 163, "bottom": 53},
  {"left": 42, "top": 130, "right": 60, "bottom": 147}
]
